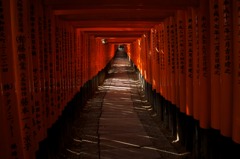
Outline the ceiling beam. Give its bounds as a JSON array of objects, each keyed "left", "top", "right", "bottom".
[
  {"left": 45, "top": 0, "right": 199, "bottom": 9},
  {"left": 100, "top": 37, "right": 137, "bottom": 43},
  {"left": 71, "top": 21, "right": 160, "bottom": 29},
  {"left": 85, "top": 31, "right": 146, "bottom": 37},
  {"left": 77, "top": 27, "right": 150, "bottom": 31}
]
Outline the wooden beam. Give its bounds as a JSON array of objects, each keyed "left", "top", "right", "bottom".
[
  {"left": 85, "top": 31, "right": 146, "bottom": 37},
  {"left": 53, "top": 8, "right": 175, "bottom": 16},
  {"left": 45, "top": 0, "right": 199, "bottom": 9},
  {"left": 77, "top": 27, "right": 150, "bottom": 31},
  {"left": 71, "top": 21, "right": 160, "bottom": 28}
]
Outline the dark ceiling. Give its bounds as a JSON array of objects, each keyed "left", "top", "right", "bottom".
[{"left": 44, "top": 0, "right": 199, "bottom": 44}]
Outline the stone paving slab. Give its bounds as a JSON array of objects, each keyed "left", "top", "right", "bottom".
[
  {"left": 100, "top": 147, "right": 161, "bottom": 159},
  {"left": 100, "top": 133, "right": 153, "bottom": 148}
]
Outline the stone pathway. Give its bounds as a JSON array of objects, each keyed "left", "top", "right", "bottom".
[{"left": 55, "top": 52, "right": 190, "bottom": 159}]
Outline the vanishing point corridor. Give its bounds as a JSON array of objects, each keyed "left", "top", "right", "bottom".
[{"left": 1, "top": 0, "right": 240, "bottom": 159}]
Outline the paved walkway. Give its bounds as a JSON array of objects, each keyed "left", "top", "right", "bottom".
[{"left": 56, "top": 52, "right": 190, "bottom": 159}]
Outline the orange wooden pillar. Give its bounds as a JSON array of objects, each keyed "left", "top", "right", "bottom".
[
  {"left": 54, "top": 17, "right": 61, "bottom": 117},
  {"left": 169, "top": 17, "right": 177, "bottom": 105},
  {"left": 63, "top": 25, "right": 68, "bottom": 106},
  {"left": 192, "top": 8, "right": 200, "bottom": 120},
  {"left": 13, "top": 0, "right": 34, "bottom": 157},
  {"left": 85, "top": 33, "right": 88, "bottom": 84},
  {"left": 69, "top": 28, "right": 73, "bottom": 97},
  {"left": 78, "top": 32, "right": 82, "bottom": 86},
  {"left": 164, "top": 19, "right": 171, "bottom": 101},
  {"left": 70, "top": 29, "right": 74, "bottom": 105},
  {"left": 150, "top": 30, "right": 154, "bottom": 90},
  {"left": 0, "top": 67, "right": 4, "bottom": 157},
  {"left": 131, "top": 42, "right": 135, "bottom": 65},
  {"left": 65, "top": 26, "right": 70, "bottom": 104},
  {"left": 76, "top": 30, "right": 81, "bottom": 90},
  {"left": 155, "top": 25, "right": 161, "bottom": 95},
  {"left": 71, "top": 29, "right": 75, "bottom": 93},
  {"left": 141, "top": 36, "right": 146, "bottom": 81},
  {"left": 51, "top": 11, "right": 58, "bottom": 123},
  {"left": 142, "top": 37, "right": 145, "bottom": 74},
  {"left": 161, "top": 24, "right": 167, "bottom": 99},
  {"left": 95, "top": 38, "right": 99, "bottom": 74},
  {"left": 59, "top": 22, "right": 65, "bottom": 111},
  {"left": 232, "top": 0, "right": 240, "bottom": 144},
  {"left": 176, "top": 10, "right": 186, "bottom": 113},
  {"left": 209, "top": 0, "right": 221, "bottom": 129},
  {"left": 82, "top": 32, "right": 85, "bottom": 87},
  {"left": 37, "top": 0, "right": 47, "bottom": 139},
  {"left": 46, "top": 7, "right": 57, "bottom": 126},
  {"left": 146, "top": 33, "right": 152, "bottom": 86},
  {"left": 155, "top": 28, "right": 160, "bottom": 94},
  {"left": 140, "top": 38, "right": 142, "bottom": 71},
  {"left": 173, "top": 16, "right": 180, "bottom": 107},
  {"left": 61, "top": 22, "right": 65, "bottom": 112},
  {"left": 28, "top": 0, "right": 45, "bottom": 149},
  {"left": 75, "top": 30, "right": 80, "bottom": 91},
  {"left": 198, "top": 0, "right": 211, "bottom": 129},
  {"left": 0, "top": 72, "right": 7, "bottom": 159},
  {"left": 93, "top": 36, "right": 97, "bottom": 77},
  {"left": 58, "top": 20, "right": 64, "bottom": 114},
  {"left": 99, "top": 38, "right": 103, "bottom": 73},
  {"left": 90, "top": 35, "right": 96, "bottom": 78},
  {"left": 86, "top": 34, "right": 90, "bottom": 82},
  {"left": 173, "top": 17, "right": 180, "bottom": 108},
  {"left": 219, "top": 0, "right": 233, "bottom": 137},
  {"left": 185, "top": 8, "right": 194, "bottom": 115},
  {"left": 150, "top": 28, "right": 157, "bottom": 91},
  {"left": 158, "top": 24, "right": 165, "bottom": 97},
  {"left": 79, "top": 31, "right": 83, "bottom": 88},
  {"left": 0, "top": 1, "right": 25, "bottom": 158},
  {"left": 43, "top": 6, "right": 52, "bottom": 129},
  {"left": 10, "top": 0, "right": 37, "bottom": 158},
  {"left": 71, "top": 28, "right": 75, "bottom": 94},
  {"left": 73, "top": 29, "right": 76, "bottom": 93},
  {"left": 99, "top": 39, "right": 103, "bottom": 69},
  {"left": 74, "top": 30, "right": 77, "bottom": 91},
  {"left": 134, "top": 40, "right": 138, "bottom": 68},
  {"left": 63, "top": 25, "right": 68, "bottom": 103},
  {"left": 69, "top": 27, "right": 72, "bottom": 98},
  {"left": 141, "top": 38, "right": 143, "bottom": 79},
  {"left": 82, "top": 33, "right": 86, "bottom": 85},
  {"left": 138, "top": 38, "right": 142, "bottom": 74},
  {"left": 141, "top": 35, "right": 148, "bottom": 82}
]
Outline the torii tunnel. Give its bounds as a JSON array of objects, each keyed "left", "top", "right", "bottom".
[{"left": 1, "top": 0, "right": 240, "bottom": 159}]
